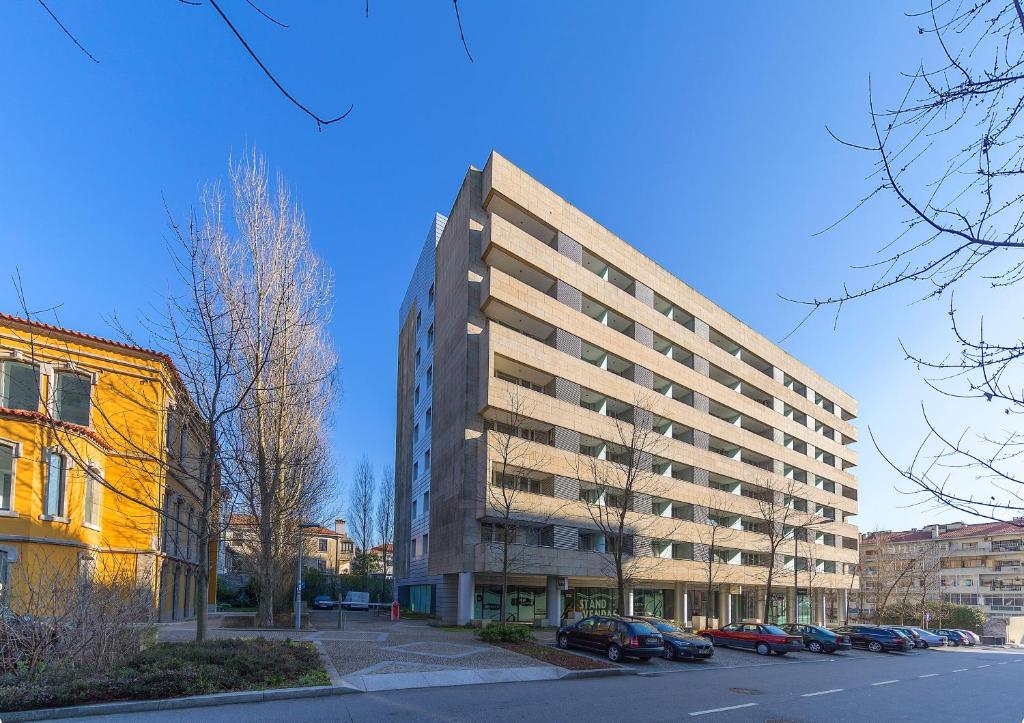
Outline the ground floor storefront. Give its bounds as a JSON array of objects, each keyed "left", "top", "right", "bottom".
[{"left": 440, "top": 572, "right": 850, "bottom": 627}]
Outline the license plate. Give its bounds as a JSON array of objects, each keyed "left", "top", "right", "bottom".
[{"left": 646, "top": 637, "right": 659, "bottom": 645}]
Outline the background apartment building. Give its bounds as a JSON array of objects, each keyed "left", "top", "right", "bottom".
[
  {"left": 861, "top": 520, "right": 1024, "bottom": 643},
  {"left": 394, "top": 152, "right": 860, "bottom": 626}
]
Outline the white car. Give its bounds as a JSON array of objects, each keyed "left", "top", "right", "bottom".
[{"left": 341, "top": 591, "right": 370, "bottom": 610}]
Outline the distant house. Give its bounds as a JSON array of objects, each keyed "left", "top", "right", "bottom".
[{"left": 223, "top": 515, "right": 354, "bottom": 575}]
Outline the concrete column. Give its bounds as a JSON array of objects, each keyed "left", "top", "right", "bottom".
[
  {"left": 718, "top": 589, "right": 731, "bottom": 625},
  {"left": 625, "top": 587, "right": 634, "bottom": 616},
  {"left": 546, "top": 576, "right": 561, "bottom": 627},
  {"left": 787, "top": 587, "right": 798, "bottom": 624},
  {"left": 457, "top": 571, "right": 474, "bottom": 625},
  {"left": 674, "top": 582, "right": 687, "bottom": 624}
]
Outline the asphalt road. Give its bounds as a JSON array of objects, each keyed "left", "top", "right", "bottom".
[{"left": 55, "top": 648, "right": 1024, "bottom": 722}]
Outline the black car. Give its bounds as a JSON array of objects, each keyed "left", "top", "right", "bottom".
[
  {"left": 557, "top": 615, "right": 664, "bottom": 662},
  {"left": 779, "top": 623, "right": 852, "bottom": 653},
  {"left": 832, "top": 625, "right": 913, "bottom": 653},
  {"left": 637, "top": 617, "right": 714, "bottom": 661},
  {"left": 310, "top": 595, "right": 338, "bottom": 610},
  {"left": 931, "top": 629, "right": 968, "bottom": 646}
]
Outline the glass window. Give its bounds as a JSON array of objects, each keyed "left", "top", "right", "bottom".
[
  {"left": 83, "top": 467, "right": 101, "bottom": 527},
  {"left": 45, "top": 451, "right": 66, "bottom": 517},
  {"left": 165, "top": 408, "right": 176, "bottom": 451},
  {"left": 416, "top": 311, "right": 422, "bottom": 330},
  {"left": 318, "top": 538, "right": 328, "bottom": 552},
  {"left": 1, "top": 361, "right": 39, "bottom": 411},
  {"left": 422, "top": 533, "right": 428, "bottom": 555},
  {"left": 428, "top": 285, "right": 434, "bottom": 306},
  {"left": 426, "top": 366, "right": 433, "bottom": 387},
  {"left": 423, "top": 491, "right": 430, "bottom": 514},
  {"left": 0, "top": 443, "right": 13, "bottom": 511},
  {"left": 55, "top": 372, "right": 91, "bottom": 426}
]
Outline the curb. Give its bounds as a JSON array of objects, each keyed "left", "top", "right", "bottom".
[
  {"left": 4, "top": 684, "right": 360, "bottom": 722},
  {"left": 558, "top": 667, "right": 638, "bottom": 680}
]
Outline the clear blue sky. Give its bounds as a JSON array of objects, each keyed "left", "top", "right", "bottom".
[{"left": 1, "top": 1, "right": 1009, "bottom": 530}]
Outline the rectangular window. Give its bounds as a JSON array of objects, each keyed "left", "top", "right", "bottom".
[
  {"left": 0, "top": 443, "right": 13, "bottom": 511},
  {"left": 83, "top": 467, "right": 101, "bottom": 527},
  {"left": 424, "top": 450, "right": 430, "bottom": 471},
  {"left": 426, "top": 366, "right": 433, "bottom": 387},
  {"left": 412, "top": 498, "right": 419, "bottom": 518},
  {"left": 1, "top": 361, "right": 39, "bottom": 411},
  {"left": 427, "top": 325, "right": 434, "bottom": 346},
  {"left": 416, "top": 311, "right": 422, "bottom": 330},
  {"left": 426, "top": 408, "right": 432, "bottom": 429},
  {"left": 416, "top": 349, "right": 421, "bottom": 368},
  {"left": 423, "top": 491, "right": 430, "bottom": 514},
  {"left": 415, "top": 385, "right": 420, "bottom": 404},
  {"left": 414, "top": 423, "right": 420, "bottom": 442},
  {"left": 411, "top": 537, "right": 418, "bottom": 557},
  {"left": 165, "top": 408, "right": 176, "bottom": 451},
  {"left": 428, "top": 285, "right": 434, "bottom": 306},
  {"left": 414, "top": 461, "right": 419, "bottom": 479},
  {"left": 318, "top": 538, "right": 328, "bottom": 552},
  {"left": 45, "top": 451, "right": 66, "bottom": 517},
  {"left": 55, "top": 372, "right": 91, "bottom": 426},
  {"left": 422, "top": 533, "right": 429, "bottom": 555}
]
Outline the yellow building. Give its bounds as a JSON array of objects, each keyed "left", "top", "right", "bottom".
[{"left": 0, "top": 313, "right": 216, "bottom": 620}]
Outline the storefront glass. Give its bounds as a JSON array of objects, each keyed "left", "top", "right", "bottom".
[
  {"left": 633, "top": 588, "right": 674, "bottom": 619},
  {"left": 474, "top": 585, "right": 547, "bottom": 622},
  {"left": 561, "top": 587, "right": 617, "bottom": 620}
]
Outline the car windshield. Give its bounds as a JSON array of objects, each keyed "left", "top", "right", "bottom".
[
  {"left": 762, "top": 625, "right": 788, "bottom": 635},
  {"left": 628, "top": 622, "right": 659, "bottom": 635},
  {"left": 651, "top": 621, "right": 681, "bottom": 633}
]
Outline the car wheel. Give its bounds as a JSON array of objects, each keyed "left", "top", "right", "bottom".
[
  {"left": 756, "top": 642, "right": 771, "bottom": 656},
  {"left": 868, "top": 641, "right": 883, "bottom": 653},
  {"left": 557, "top": 634, "right": 570, "bottom": 649},
  {"left": 663, "top": 645, "right": 676, "bottom": 661},
  {"left": 808, "top": 640, "right": 823, "bottom": 654},
  {"left": 607, "top": 643, "right": 623, "bottom": 662}
]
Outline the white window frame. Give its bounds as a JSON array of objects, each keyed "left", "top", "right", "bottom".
[
  {"left": 40, "top": 448, "right": 71, "bottom": 522},
  {"left": 51, "top": 367, "right": 96, "bottom": 428},
  {"left": 83, "top": 460, "right": 103, "bottom": 530},
  {"left": 0, "top": 439, "right": 20, "bottom": 516}
]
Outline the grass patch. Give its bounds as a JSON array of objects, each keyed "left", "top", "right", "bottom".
[
  {"left": 0, "top": 638, "right": 329, "bottom": 712},
  {"left": 490, "top": 641, "right": 615, "bottom": 670}
]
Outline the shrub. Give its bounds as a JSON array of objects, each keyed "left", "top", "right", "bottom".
[{"left": 477, "top": 623, "right": 533, "bottom": 643}]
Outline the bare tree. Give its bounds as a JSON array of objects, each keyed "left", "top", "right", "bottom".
[
  {"left": 692, "top": 500, "right": 737, "bottom": 625},
  {"left": 482, "top": 388, "right": 554, "bottom": 622},
  {"left": 861, "top": 531, "right": 918, "bottom": 625},
  {"left": 222, "top": 151, "right": 338, "bottom": 626},
  {"left": 746, "top": 478, "right": 805, "bottom": 624},
  {"left": 787, "top": 496, "right": 830, "bottom": 624},
  {"left": 376, "top": 464, "right": 395, "bottom": 596},
  {"left": 348, "top": 457, "right": 376, "bottom": 576},
  {"left": 796, "top": 1, "right": 1024, "bottom": 522},
  {"left": 574, "top": 394, "right": 677, "bottom": 616}
]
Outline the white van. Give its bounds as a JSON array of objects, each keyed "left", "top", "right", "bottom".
[{"left": 341, "top": 591, "right": 370, "bottom": 610}]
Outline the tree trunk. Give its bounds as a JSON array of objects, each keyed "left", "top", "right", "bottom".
[
  {"left": 500, "top": 535, "right": 509, "bottom": 623},
  {"left": 195, "top": 533, "right": 209, "bottom": 642}
]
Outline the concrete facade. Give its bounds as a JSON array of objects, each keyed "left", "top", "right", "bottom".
[{"left": 395, "top": 153, "right": 859, "bottom": 626}]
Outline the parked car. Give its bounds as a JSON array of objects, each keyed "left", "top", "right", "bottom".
[
  {"left": 341, "top": 591, "right": 370, "bottom": 610},
  {"left": 884, "top": 626, "right": 923, "bottom": 648},
  {"left": 311, "top": 595, "right": 338, "bottom": 610},
  {"left": 557, "top": 615, "right": 664, "bottom": 662},
  {"left": 902, "top": 627, "right": 947, "bottom": 648},
  {"left": 779, "top": 623, "right": 852, "bottom": 654},
  {"left": 697, "top": 622, "right": 803, "bottom": 656},
  {"left": 931, "top": 628, "right": 968, "bottom": 646},
  {"left": 954, "top": 629, "right": 981, "bottom": 645},
  {"left": 832, "top": 625, "right": 913, "bottom": 653},
  {"left": 637, "top": 617, "right": 714, "bottom": 661}
]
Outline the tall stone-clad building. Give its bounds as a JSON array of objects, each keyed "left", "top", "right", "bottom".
[{"left": 394, "top": 152, "right": 860, "bottom": 625}]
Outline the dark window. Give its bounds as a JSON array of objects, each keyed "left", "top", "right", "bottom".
[
  {"left": 45, "top": 451, "right": 66, "bottom": 517},
  {"left": 55, "top": 372, "right": 91, "bottom": 426},
  {"left": 318, "top": 538, "right": 328, "bottom": 552},
  {"left": 1, "top": 361, "right": 39, "bottom": 411},
  {"left": 0, "top": 443, "right": 13, "bottom": 511}
]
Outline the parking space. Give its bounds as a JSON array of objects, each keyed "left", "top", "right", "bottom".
[{"left": 538, "top": 631, "right": 938, "bottom": 673}]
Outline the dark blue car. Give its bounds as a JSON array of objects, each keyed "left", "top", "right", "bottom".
[{"left": 832, "top": 625, "right": 913, "bottom": 652}]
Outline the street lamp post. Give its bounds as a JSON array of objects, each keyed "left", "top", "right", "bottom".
[{"left": 296, "top": 523, "right": 318, "bottom": 631}]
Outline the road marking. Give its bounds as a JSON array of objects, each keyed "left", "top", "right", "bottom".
[
  {"left": 872, "top": 680, "right": 899, "bottom": 686},
  {"left": 977, "top": 664, "right": 991, "bottom": 668},
  {"left": 918, "top": 674, "right": 939, "bottom": 678},
  {"left": 998, "top": 662, "right": 1008, "bottom": 665},
  {"left": 689, "top": 703, "right": 758, "bottom": 716},
  {"left": 802, "top": 688, "right": 844, "bottom": 697},
  {"left": 952, "top": 668, "right": 968, "bottom": 672}
]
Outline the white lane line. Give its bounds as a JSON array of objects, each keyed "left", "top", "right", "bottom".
[
  {"left": 802, "top": 688, "right": 844, "bottom": 697},
  {"left": 872, "top": 680, "right": 899, "bottom": 686},
  {"left": 918, "top": 673, "right": 939, "bottom": 678},
  {"left": 689, "top": 703, "right": 758, "bottom": 716},
  {"left": 952, "top": 668, "right": 968, "bottom": 672},
  {"left": 998, "top": 662, "right": 1008, "bottom": 665},
  {"left": 977, "top": 664, "right": 991, "bottom": 668}
]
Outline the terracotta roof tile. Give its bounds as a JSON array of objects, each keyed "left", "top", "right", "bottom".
[{"left": 0, "top": 406, "right": 113, "bottom": 450}]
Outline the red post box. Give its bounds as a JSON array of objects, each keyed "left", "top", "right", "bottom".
[{"left": 391, "top": 600, "right": 400, "bottom": 622}]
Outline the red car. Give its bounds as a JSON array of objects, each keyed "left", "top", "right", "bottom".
[{"left": 698, "top": 622, "right": 804, "bottom": 656}]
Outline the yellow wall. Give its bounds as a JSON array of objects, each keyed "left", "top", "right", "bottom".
[{"left": 0, "top": 316, "right": 217, "bottom": 617}]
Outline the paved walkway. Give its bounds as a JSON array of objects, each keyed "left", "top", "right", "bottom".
[{"left": 156, "top": 610, "right": 562, "bottom": 692}]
